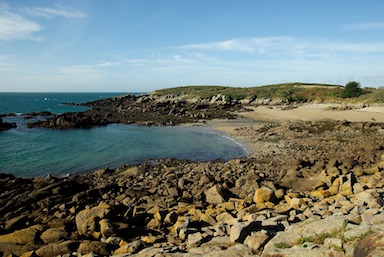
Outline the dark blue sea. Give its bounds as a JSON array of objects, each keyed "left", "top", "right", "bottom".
[{"left": 0, "top": 93, "right": 247, "bottom": 177}]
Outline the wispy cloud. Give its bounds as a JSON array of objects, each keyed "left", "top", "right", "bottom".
[
  {"left": 0, "top": 3, "right": 86, "bottom": 41},
  {"left": 120, "top": 37, "right": 384, "bottom": 87},
  {"left": 60, "top": 62, "right": 122, "bottom": 75},
  {"left": 179, "top": 37, "right": 384, "bottom": 56},
  {"left": 0, "top": 4, "right": 41, "bottom": 41},
  {"left": 180, "top": 37, "right": 295, "bottom": 53},
  {"left": 344, "top": 22, "right": 384, "bottom": 30},
  {"left": 124, "top": 54, "right": 198, "bottom": 67},
  {"left": 23, "top": 5, "right": 86, "bottom": 19}
]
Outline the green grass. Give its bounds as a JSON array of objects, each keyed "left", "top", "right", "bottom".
[
  {"left": 151, "top": 83, "right": 384, "bottom": 104},
  {"left": 274, "top": 242, "right": 291, "bottom": 249},
  {"left": 333, "top": 245, "right": 345, "bottom": 252}
]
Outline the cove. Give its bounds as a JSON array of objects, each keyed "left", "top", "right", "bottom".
[{"left": 0, "top": 124, "right": 248, "bottom": 177}]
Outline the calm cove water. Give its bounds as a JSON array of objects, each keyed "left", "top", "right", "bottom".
[{"left": 0, "top": 93, "right": 247, "bottom": 177}]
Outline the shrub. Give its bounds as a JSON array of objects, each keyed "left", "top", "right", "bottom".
[{"left": 341, "top": 81, "right": 363, "bottom": 98}]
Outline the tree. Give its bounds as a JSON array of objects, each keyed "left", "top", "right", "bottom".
[{"left": 341, "top": 81, "right": 363, "bottom": 98}]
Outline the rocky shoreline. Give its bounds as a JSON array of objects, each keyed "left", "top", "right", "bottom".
[
  {"left": 1, "top": 116, "right": 384, "bottom": 256},
  {"left": 25, "top": 94, "right": 247, "bottom": 129}
]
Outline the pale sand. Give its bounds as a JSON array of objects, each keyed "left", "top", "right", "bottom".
[
  {"left": 240, "top": 104, "right": 384, "bottom": 123},
  {"left": 207, "top": 104, "right": 384, "bottom": 154},
  {"left": 209, "top": 104, "right": 384, "bottom": 131}
]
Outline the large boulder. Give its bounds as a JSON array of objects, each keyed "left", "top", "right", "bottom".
[
  {"left": 229, "top": 221, "right": 262, "bottom": 243},
  {"left": 263, "top": 216, "right": 347, "bottom": 255},
  {"left": 244, "top": 231, "right": 269, "bottom": 253},
  {"left": 253, "top": 187, "right": 275, "bottom": 204},
  {"left": 35, "top": 241, "right": 79, "bottom": 257},
  {"left": 0, "top": 225, "right": 45, "bottom": 245},
  {"left": 205, "top": 185, "right": 226, "bottom": 204},
  {"left": 75, "top": 202, "right": 110, "bottom": 237},
  {"left": 120, "top": 166, "right": 143, "bottom": 177},
  {"left": 100, "top": 218, "right": 116, "bottom": 239},
  {"left": 78, "top": 240, "right": 112, "bottom": 255},
  {"left": 40, "top": 228, "right": 68, "bottom": 244}
]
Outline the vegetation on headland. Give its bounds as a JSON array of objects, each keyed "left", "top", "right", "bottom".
[{"left": 152, "top": 82, "right": 384, "bottom": 104}]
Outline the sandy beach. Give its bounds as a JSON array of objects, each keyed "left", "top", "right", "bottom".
[
  {"left": 241, "top": 104, "right": 384, "bottom": 123},
  {"left": 206, "top": 103, "right": 384, "bottom": 161},
  {"left": 209, "top": 103, "right": 384, "bottom": 135}
]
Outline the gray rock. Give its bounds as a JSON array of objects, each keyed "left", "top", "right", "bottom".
[
  {"left": 244, "top": 231, "right": 269, "bottom": 253},
  {"left": 355, "top": 190, "right": 377, "bottom": 203},
  {"left": 262, "top": 243, "right": 344, "bottom": 257},
  {"left": 263, "top": 216, "right": 345, "bottom": 254},
  {"left": 187, "top": 232, "right": 204, "bottom": 248},
  {"left": 229, "top": 221, "right": 262, "bottom": 243},
  {"left": 324, "top": 237, "right": 343, "bottom": 249},
  {"left": 344, "top": 224, "right": 371, "bottom": 241},
  {"left": 205, "top": 185, "right": 225, "bottom": 204}
]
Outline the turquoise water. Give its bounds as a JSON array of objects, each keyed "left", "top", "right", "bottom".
[
  {"left": 0, "top": 92, "right": 127, "bottom": 114},
  {"left": 0, "top": 93, "right": 247, "bottom": 177}
]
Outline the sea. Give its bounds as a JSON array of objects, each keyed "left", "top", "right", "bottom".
[{"left": 0, "top": 93, "right": 248, "bottom": 177}]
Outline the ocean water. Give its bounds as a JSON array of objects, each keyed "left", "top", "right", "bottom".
[
  {"left": 0, "top": 93, "right": 247, "bottom": 177},
  {"left": 0, "top": 92, "right": 127, "bottom": 114}
]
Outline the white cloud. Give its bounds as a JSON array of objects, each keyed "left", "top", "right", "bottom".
[
  {"left": 181, "top": 37, "right": 294, "bottom": 53},
  {"left": 0, "top": 4, "right": 41, "bottom": 41},
  {"left": 124, "top": 55, "right": 198, "bottom": 67},
  {"left": 179, "top": 37, "right": 384, "bottom": 57},
  {"left": 60, "top": 62, "right": 122, "bottom": 75},
  {"left": 123, "top": 37, "right": 384, "bottom": 87},
  {"left": 23, "top": 5, "right": 86, "bottom": 19},
  {"left": 344, "top": 22, "right": 384, "bottom": 30}
]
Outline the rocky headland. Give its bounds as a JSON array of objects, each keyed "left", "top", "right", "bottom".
[
  {"left": 1, "top": 107, "right": 384, "bottom": 257},
  {"left": 26, "top": 94, "right": 246, "bottom": 129}
]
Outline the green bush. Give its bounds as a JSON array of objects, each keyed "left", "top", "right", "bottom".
[{"left": 341, "top": 81, "right": 363, "bottom": 98}]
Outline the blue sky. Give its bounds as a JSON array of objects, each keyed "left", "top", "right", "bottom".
[{"left": 1, "top": 1, "right": 384, "bottom": 92}]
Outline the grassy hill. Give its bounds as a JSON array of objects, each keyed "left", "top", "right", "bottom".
[{"left": 152, "top": 83, "right": 384, "bottom": 104}]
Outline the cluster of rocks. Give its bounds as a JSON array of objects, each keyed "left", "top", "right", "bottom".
[
  {"left": 1, "top": 120, "right": 384, "bottom": 256},
  {"left": 27, "top": 94, "right": 246, "bottom": 129},
  {"left": 235, "top": 119, "right": 384, "bottom": 168},
  {"left": 0, "top": 117, "right": 16, "bottom": 131},
  {"left": 324, "top": 103, "right": 384, "bottom": 111},
  {"left": 23, "top": 112, "right": 53, "bottom": 120}
]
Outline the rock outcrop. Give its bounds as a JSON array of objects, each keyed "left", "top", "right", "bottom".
[
  {"left": 0, "top": 117, "right": 16, "bottom": 131},
  {"left": 27, "top": 94, "right": 245, "bottom": 129}
]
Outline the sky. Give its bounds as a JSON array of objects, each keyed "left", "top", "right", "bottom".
[{"left": 0, "top": 1, "right": 384, "bottom": 92}]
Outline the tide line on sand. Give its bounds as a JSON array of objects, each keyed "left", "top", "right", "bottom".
[{"left": 202, "top": 126, "right": 252, "bottom": 156}]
